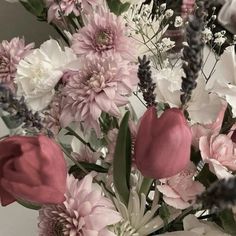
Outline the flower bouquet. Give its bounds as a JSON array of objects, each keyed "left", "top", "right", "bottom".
[{"left": 1, "top": 0, "right": 236, "bottom": 235}]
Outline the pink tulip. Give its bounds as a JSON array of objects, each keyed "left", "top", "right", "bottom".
[
  {"left": 134, "top": 107, "right": 192, "bottom": 179},
  {"left": 0, "top": 135, "right": 67, "bottom": 206}
]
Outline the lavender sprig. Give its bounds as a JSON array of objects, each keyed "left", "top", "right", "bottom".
[
  {"left": 138, "top": 56, "right": 157, "bottom": 108},
  {"left": 197, "top": 177, "right": 236, "bottom": 211},
  {"left": 180, "top": 0, "right": 212, "bottom": 107},
  {"left": 0, "top": 85, "right": 44, "bottom": 133}
]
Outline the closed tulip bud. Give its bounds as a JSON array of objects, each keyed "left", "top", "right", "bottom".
[
  {"left": 0, "top": 135, "right": 67, "bottom": 206},
  {"left": 134, "top": 107, "right": 192, "bottom": 179}
]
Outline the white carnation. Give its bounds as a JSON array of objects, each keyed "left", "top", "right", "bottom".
[
  {"left": 15, "top": 39, "right": 77, "bottom": 111},
  {"left": 154, "top": 67, "right": 222, "bottom": 124}
]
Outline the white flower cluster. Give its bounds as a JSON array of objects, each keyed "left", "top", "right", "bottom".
[
  {"left": 123, "top": 3, "right": 175, "bottom": 57},
  {"left": 214, "top": 31, "right": 227, "bottom": 46}
]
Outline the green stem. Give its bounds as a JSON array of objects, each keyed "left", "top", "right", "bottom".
[
  {"left": 62, "top": 145, "right": 115, "bottom": 197},
  {"left": 139, "top": 177, "right": 153, "bottom": 196},
  {"left": 65, "top": 127, "right": 96, "bottom": 152}
]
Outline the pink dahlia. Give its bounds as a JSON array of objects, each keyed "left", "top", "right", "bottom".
[
  {"left": 46, "top": 0, "right": 99, "bottom": 22},
  {"left": 38, "top": 174, "right": 121, "bottom": 235},
  {"left": 60, "top": 56, "right": 138, "bottom": 135},
  {"left": 71, "top": 8, "right": 136, "bottom": 60},
  {"left": 0, "top": 37, "right": 34, "bottom": 92},
  {"left": 157, "top": 162, "right": 205, "bottom": 210}
]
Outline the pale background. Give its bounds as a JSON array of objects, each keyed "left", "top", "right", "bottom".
[{"left": 0, "top": 1, "right": 57, "bottom": 235}]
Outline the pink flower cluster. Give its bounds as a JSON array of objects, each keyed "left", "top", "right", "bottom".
[
  {"left": 0, "top": 37, "right": 33, "bottom": 92},
  {"left": 71, "top": 8, "right": 136, "bottom": 60},
  {"left": 60, "top": 56, "right": 137, "bottom": 135},
  {"left": 38, "top": 174, "right": 121, "bottom": 235},
  {"left": 191, "top": 103, "right": 236, "bottom": 179},
  {"left": 46, "top": 0, "right": 99, "bottom": 22},
  {"left": 157, "top": 162, "right": 205, "bottom": 209}
]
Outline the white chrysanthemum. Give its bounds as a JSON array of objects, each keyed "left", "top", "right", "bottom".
[
  {"left": 15, "top": 39, "right": 77, "bottom": 111},
  {"left": 112, "top": 189, "right": 180, "bottom": 236}
]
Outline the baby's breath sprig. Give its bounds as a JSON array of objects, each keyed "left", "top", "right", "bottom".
[{"left": 180, "top": 0, "right": 212, "bottom": 107}]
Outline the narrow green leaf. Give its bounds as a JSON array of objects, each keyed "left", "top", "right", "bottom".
[
  {"left": 139, "top": 177, "right": 153, "bottom": 196},
  {"left": 69, "top": 163, "right": 108, "bottom": 174},
  {"left": 20, "top": 0, "right": 45, "bottom": 17},
  {"left": 159, "top": 203, "right": 171, "bottom": 228},
  {"left": 113, "top": 111, "right": 132, "bottom": 205},
  {"left": 195, "top": 164, "right": 217, "bottom": 187},
  {"left": 219, "top": 209, "right": 236, "bottom": 236}
]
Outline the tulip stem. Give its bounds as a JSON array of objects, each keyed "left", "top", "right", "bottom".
[
  {"left": 61, "top": 145, "right": 115, "bottom": 197},
  {"left": 65, "top": 127, "right": 96, "bottom": 152},
  {"left": 139, "top": 177, "right": 154, "bottom": 196}
]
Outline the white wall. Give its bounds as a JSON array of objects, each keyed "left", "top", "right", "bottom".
[
  {"left": 0, "top": 1, "right": 57, "bottom": 45},
  {"left": 0, "top": 2, "right": 56, "bottom": 235}
]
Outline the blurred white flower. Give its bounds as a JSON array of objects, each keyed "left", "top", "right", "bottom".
[
  {"left": 154, "top": 67, "right": 222, "bottom": 124},
  {"left": 158, "top": 215, "right": 229, "bottom": 236},
  {"left": 202, "top": 28, "right": 213, "bottom": 43},
  {"left": 205, "top": 46, "right": 236, "bottom": 117},
  {"left": 165, "top": 9, "right": 174, "bottom": 18},
  {"left": 15, "top": 39, "right": 77, "bottom": 111},
  {"left": 218, "top": 0, "right": 236, "bottom": 34},
  {"left": 174, "top": 16, "right": 183, "bottom": 27}
]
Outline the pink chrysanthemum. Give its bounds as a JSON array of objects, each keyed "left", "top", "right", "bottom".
[
  {"left": 0, "top": 37, "right": 34, "bottom": 91},
  {"left": 71, "top": 8, "right": 136, "bottom": 60},
  {"left": 46, "top": 0, "right": 99, "bottom": 22},
  {"left": 38, "top": 174, "right": 121, "bottom": 235},
  {"left": 60, "top": 56, "right": 138, "bottom": 135}
]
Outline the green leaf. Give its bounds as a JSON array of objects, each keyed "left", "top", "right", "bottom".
[
  {"left": 113, "top": 111, "right": 132, "bottom": 205},
  {"left": 106, "top": 0, "right": 130, "bottom": 15},
  {"left": 139, "top": 177, "right": 153, "bottom": 196},
  {"left": 195, "top": 164, "right": 217, "bottom": 187},
  {"left": 159, "top": 203, "right": 171, "bottom": 228},
  {"left": 17, "top": 199, "right": 41, "bottom": 210},
  {"left": 1, "top": 115, "right": 22, "bottom": 129},
  {"left": 20, "top": 0, "right": 46, "bottom": 18},
  {"left": 219, "top": 209, "right": 236, "bottom": 236},
  {"left": 69, "top": 163, "right": 108, "bottom": 174}
]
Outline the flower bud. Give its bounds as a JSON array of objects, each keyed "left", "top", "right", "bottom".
[{"left": 134, "top": 107, "right": 192, "bottom": 179}]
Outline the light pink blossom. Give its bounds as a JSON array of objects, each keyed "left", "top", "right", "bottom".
[
  {"left": 46, "top": 0, "right": 99, "bottom": 22},
  {"left": 191, "top": 102, "right": 227, "bottom": 149},
  {"left": 157, "top": 162, "right": 205, "bottom": 209},
  {"left": 38, "top": 173, "right": 121, "bottom": 235},
  {"left": 181, "top": 0, "right": 195, "bottom": 19},
  {"left": 60, "top": 55, "right": 138, "bottom": 135},
  {"left": 71, "top": 8, "right": 136, "bottom": 60},
  {"left": 0, "top": 37, "right": 33, "bottom": 92},
  {"left": 199, "top": 131, "right": 236, "bottom": 179}
]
